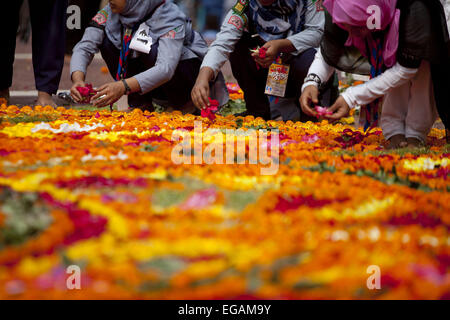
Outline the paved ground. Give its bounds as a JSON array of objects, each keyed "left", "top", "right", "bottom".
[
  {"left": 10, "top": 37, "right": 235, "bottom": 111},
  {"left": 11, "top": 38, "right": 117, "bottom": 108}
]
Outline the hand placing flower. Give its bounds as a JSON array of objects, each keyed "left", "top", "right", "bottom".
[
  {"left": 192, "top": 68, "right": 214, "bottom": 110},
  {"left": 92, "top": 81, "right": 126, "bottom": 108},
  {"left": 70, "top": 81, "right": 86, "bottom": 103},
  {"left": 251, "top": 39, "right": 296, "bottom": 68},
  {"left": 251, "top": 40, "right": 282, "bottom": 68},
  {"left": 250, "top": 47, "right": 268, "bottom": 59},
  {"left": 300, "top": 85, "right": 319, "bottom": 117},
  {"left": 259, "top": 47, "right": 268, "bottom": 59},
  {"left": 315, "top": 106, "right": 333, "bottom": 119},
  {"left": 325, "top": 96, "right": 351, "bottom": 122},
  {"left": 201, "top": 98, "right": 219, "bottom": 121},
  {"left": 74, "top": 84, "right": 97, "bottom": 103},
  {"left": 76, "top": 84, "right": 91, "bottom": 97}
]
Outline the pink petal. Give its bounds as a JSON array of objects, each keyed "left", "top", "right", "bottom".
[
  {"left": 301, "top": 134, "right": 320, "bottom": 144},
  {"left": 180, "top": 188, "right": 218, "bottom": 210}
]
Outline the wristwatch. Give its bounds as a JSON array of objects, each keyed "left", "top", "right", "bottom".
[
  {"left": 122, "top": 79, "right": 131, "bottom": 95},
  {"left": 303, "top": 73, "right": 322, "bottom": 86}
]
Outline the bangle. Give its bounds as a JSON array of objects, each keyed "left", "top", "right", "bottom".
[
  {"left": 122, "top": 79, "right": 131, "bottom": 95},
  {"left": 304, "top": 73, "right": 322, "bottom": 86}
]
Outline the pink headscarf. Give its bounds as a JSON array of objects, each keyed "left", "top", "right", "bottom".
[{"left": 322, "top": 0, "right": 400, "bottom": 67}]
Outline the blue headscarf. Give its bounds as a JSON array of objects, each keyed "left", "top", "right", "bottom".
[{"left": 248, "top": 0, "right": 308, "bottom": 41}]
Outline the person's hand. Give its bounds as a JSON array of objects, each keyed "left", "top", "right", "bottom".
[
  {"left": 299, "top": 85, "right": 319, "bottom": 117},
  {"left": 325, "top": 96, "right": 351, "bottom": 121},
  {"left": 70, "top": 80, "right": 86, "bottom": 103},
  {"left": 191, "top": 68, "right": 213, "bottom": 110},
  {"left": 91, "top": 81, "right": 126, "bottom": 108},
  {"left": 252, "top": 40, "right": 282, "bottom": 68}
]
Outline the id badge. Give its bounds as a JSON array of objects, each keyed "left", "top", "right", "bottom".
[
  {"left": 265, "top": 63, "right": 290, "bottom": 98},
  {"left": 130, "top": 23, "right": 153, "bottom": 54}
]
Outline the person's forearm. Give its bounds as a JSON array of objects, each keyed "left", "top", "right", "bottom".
[
  {"left": 124, "top": 77, "right": 141, "bottom": 94},
  {"left": 70, "top": 27, "right": 105, "bottom": 76},
  {"left": 71, "top": 71, "right": 85, "bottom": 83},
  {"left": 301, "top": 49, "right": 335, "bottom": 92},
  {"left": 198, "top": 67, "right": 215, "bottom": 83},
  {"left": 277, "top": 39, "right": 296, "bottom": 53},
  {"left": 341, "top": 62, "right": 418, "bottom": 109},
  {"left": 200, "top": 11, "right": 243, "bottom": 78}
]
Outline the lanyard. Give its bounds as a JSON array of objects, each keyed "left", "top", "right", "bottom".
[{"left": 116, "top": 27, "right": 135, "bottom": 81}]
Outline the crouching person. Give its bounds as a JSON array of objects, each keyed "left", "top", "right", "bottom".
[
  {"left": 70, "top": 0, "right": 227, "bottom": 112},
  {"left": 192, "top": 0, "right": 338, "bottom": 121},
  {"left": 300, "top": 0, "right": 450, "bottom": 148}
]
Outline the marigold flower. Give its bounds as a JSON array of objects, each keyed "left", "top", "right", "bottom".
[{"left": 0, "top": 105, "right": 448, "bottom": 300}]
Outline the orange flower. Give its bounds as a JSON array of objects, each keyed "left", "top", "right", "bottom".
[
  {"left": 0, "top": 105, "right": 448, "bottom": 300},
  {"left": 100, "top": 66, "right": 109, "bottom": 74}
]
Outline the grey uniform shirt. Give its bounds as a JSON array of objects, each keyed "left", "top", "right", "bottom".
[
  {"left": 201, "top": 0, "right": 325, "bottom": 77},
  {"left": 70, "top": 24, "right": 207, "bottom": 94}
]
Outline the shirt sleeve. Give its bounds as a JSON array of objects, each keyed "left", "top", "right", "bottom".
[
  {"left": 70, "top": 27, "right": 105, "bottom": 75},
  {"left": 301, "top": 49, "right": 335, "bottom": 91},
  {"left": 134, "top": 26, "right": 185, "bottom": 94},
  {"left": 287, "top": 0, "right": 324, "bottom": 54},
  {"left": 200, "top": 10, "right": 244, "bottom": 77},
  {"left": 445, "top": 0, "right": 450, "bottom": 32},
  {"left": 341, "top": 62, "right": 419, "bottom": 109}
]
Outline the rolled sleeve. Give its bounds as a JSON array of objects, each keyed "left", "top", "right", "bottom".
[
  {"left": 134, "top": 32, "right": 184, "bottom": 94},
  {"left": 287, "top": 1, "right": 324, "bottom": 54},
  {"left": 201, "top": 10, "right": 244, "bottom": 77},
  {"left": 301, "top": 49, "right": 335, "bottom": 92},
  {"left": 70, "top": 27, "right": 105, "bottom": 75},
  {"left": 341, "top": 63, "right": 419, "bottom": 109}
]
